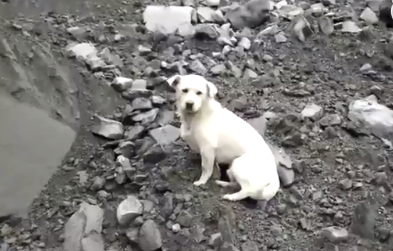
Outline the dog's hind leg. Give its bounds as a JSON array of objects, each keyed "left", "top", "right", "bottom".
[{"left": 222, "top": 189, "right": 250, "bottom": 201}]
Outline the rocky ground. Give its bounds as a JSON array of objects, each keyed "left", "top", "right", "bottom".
[{"left": 2, "top": 0, "right": 393, "bottom": 250}]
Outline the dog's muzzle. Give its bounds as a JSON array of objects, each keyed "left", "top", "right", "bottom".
[{"left": 185, "top": 101, "right": 194, "bottom": 111}]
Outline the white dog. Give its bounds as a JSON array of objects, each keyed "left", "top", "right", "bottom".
[{"left": 167, "top": 74, "right": 280, "bottom": 202}]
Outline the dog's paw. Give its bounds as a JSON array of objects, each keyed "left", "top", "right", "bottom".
[
  {"left": 193, "top": 180, "right": 206, "bottom": 187},
  {"left": 222, "top": 194, "right": 238, "bottom": 201}
]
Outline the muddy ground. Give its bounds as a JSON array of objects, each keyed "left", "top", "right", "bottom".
[{"left": 1, "top": 0, "right": 393, "bottom": 250}]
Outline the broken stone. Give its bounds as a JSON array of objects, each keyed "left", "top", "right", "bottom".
[
  {"left": 92, "top": 116, "right": 124, "bottom": 140},
  {"left": 318, "top": 17, "right": 334, "bottom": 35},
  {"left": 225, "top": 0, "right": 270, "bottom": 30},
  {"left": 149, "top": 125, "right": 180, "bottom": 145},
  {"left": 209, "top": 233, "right": 223, "bottom": 248},
  {"left": 111, "top": 77, "right": 133, "bottom": 92},
  {"left": 138, "top": 220, "right": 163, "bottom": 251},
  {"left": 322, "top": 226, "right": 349, "bottom": 243},
  {"left": 348, "top": 95, "right": 393, "bottom": 138},
  {"left": 66, "top": 42, "right": 97, "bottom": 61},
  {"left": 293, "top": 15, "right": 313, "bottom": 42},
  {"left": 176, "top": 210, "right": 193, "bottom": 227},
  {"left": 274, "top": 32, "right": 287, "bottom": 43},
  {"left": 197, "top": 7, "right": 216, "bottom": 23},
  {"left": 301, "top": 103, "right": 323, "bottom": 121},
  {"left": 318, "top": 114, "right": 342, "bottom": 127},
  {"left": 360, "top": 7, "right": 379, "bottom": 25},
  {"left": 210, "top": 64, "right": 226, "bottom": 75},
  {"left": 277, "top": 166, "right": 295, "bottom": 187},
  {"left": 132, "top": 108, "right": 159, "bottom": 125},
  {"left": 277, "top": 5, "right": 304, "bottom": 20},
  {"left": 117, "top": 195, "right": 144, "bottom": 226},
  {"left": 238, "top": 37, "right": 251, "bottom": 50},
  {"left": 243, "top": 68, "right": 258, "bottom": 79},
  {"left": 143, "top": 6, "right": 195, "bottom": 35},
  {"left": 195, "top": 24, "right": 219, "bottom": 39},
  {"left": 341, "top": 21, "right": 361, "bottom": 33},
  {"left": 116, "top": 155, "right": 136, "bottom": 180},
  {"left": 99, "top": 47, "right": 123, "bottom": 68},
  {"left": 189, "top": 59, "right": 208, "bottom": 75},
  {"left": 132, "top": 97, "right": 153, "bottom": 110}
]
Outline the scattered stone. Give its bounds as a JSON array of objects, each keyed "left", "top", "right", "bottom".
[
  {"left": 350, "top": 198, "right": 377, "bottom": 239},
  {"left": 138, "top": 220, "right": 163, "bottom": 251},
  {"left": 209, "top": 233, "right": 223, "bottom": 248},
  {"left": 117, "top": 195, "right": 144, "bottom": 226},
  {"left": 111, "top": 77, "right": 133, "bottom": 92},
  {"left": 225, "top": 0, "right": 270, "bottom": 30},
  {"left": 322, "top": 226, "right": 349, "bottom": 242},
  {"left": 293, "top": 16, "right": 313, "bottom": 42},
  {"left": 341, "top": 21, "right": 361, "bottom": 33},
  {"left": 143, "top": 6, "right": 195, "bottom": 35},
  {"left": 318, "top": 17, "right": 334, "bottom": 35},
  {"left": 176, "top": 210, "right": 193, "bottom": 227},
  {"left": 195, "top": 24, "right": 219, "bottom": 39},
  {"left": 277, "top": 5, "right": 304, "bottom": 20},
  {"left": 301, "top": 103, "right": 323, "bottom": 121},
  {"left": 360, "top": 7, "right": 379, "bottom": 24},
  {"left": 149, "top": 124, "right": 180, "bottom": 145},
  {"left": 189, "top": 59, "right": 208, "bottom": 75},
  {"left": 360, "top": 63, "right": 372, "bottom": 72},
  {"left": 318, "top": 114, "right": 342, "bottom": 127},
  {"left": 241, "top": 240, "right": 258, "bottom": 251},
  {"left": 238, "top": 37, "right": 251, "bottom": 50},
  {"left": 92, "top": 116, "right": 124, "bottom": 140},
  {"left": 274, "top": 32, "right": 287, "bottom": 43},
  {"left": 197, "top": 7, "right": 216, "bottom": 23}
]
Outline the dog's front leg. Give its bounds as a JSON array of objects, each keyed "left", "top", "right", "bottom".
[{"left": 193, "top": 147, "right": 215, "bottom": 186}]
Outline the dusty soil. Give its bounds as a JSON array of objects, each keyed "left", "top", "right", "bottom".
[{"left": 1, "top": 0, "right": 393, "bottom": 250}]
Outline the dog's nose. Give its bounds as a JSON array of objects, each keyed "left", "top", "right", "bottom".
[{"left": 186, "top": 101, "right": 194, "bottom": 110}]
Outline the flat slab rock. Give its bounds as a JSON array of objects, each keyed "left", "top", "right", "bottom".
[
  {"left": 149, "top": 124, "right": 180, "bottom": 145},
  {"left": 143, "top": 5, "right": 195, "bottom": 35},
  {"left": 92, "top": 115, "right": 124, "bottom": 140},
  {"left": 117, "top": 195, "right": 144, "bottom": 226}
]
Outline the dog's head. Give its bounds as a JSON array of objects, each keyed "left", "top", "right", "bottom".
[{"left": 167, "top": 74, "right": 218, "bottom": 114}]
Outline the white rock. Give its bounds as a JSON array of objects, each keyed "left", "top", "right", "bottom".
[
  {"left": 341, "top": 20, "right": 361, "bottom": 33},
  {"left": 238, "top": 37, "right": 251, "bottom": 50},
  {"left": 92, "top": 116, "right": 124, "bottom": 140},
  {"left": 348, "top": 95, "right": 393, "bottom": 137},
  {"left": 66, "top": 42, "right": 97, "bottom": 60},
  {"left": 111, "top": 77, "right": 133, "bottom": 92},
  {"left": 360, "top": 7, "right": 379, "bottom": 24},
  {"left": 143, "top": 6, "right": 195, "bottom": 35},
  {"left": 197, "top": 7, "right": 216, "bottom": 23},
  {"left": 322, "top": 226, "right": 349, "bottom": 242},
  {"left": 301, "top": 103, "right": 323, "bottom": 121},
  {"left": 117, "top": 195, "right": 144, "bottom": 226},
  {"left": 205, "top": 0, "right": 220, "bottom": 7}
]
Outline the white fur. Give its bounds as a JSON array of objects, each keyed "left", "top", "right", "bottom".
[{"left": 167, "top": 74, "right": 280, "bottom": 202}]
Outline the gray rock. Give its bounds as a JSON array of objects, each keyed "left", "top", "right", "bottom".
[
  {"left": 189, "top": 59, "right": 208, "bottom": 75},
  {"left": 241, "top": 240, "right": 258, "bottom": 251},
  {"left": 132, "top": 79, "right": 148, "bottom": 90},
  {"left": 225, "top": 0, "right": 270, "bottom": 30},
  {"left": 111, "top": 77, "right": 133, "bottom": 92},
  {"left": 292, "top": 15, "right": 313, "bottom": 42},
  {"left": 177, "top": 210, "right": 193, "bottom": 227},
  {"left": 277, "top": 5, "right": 304, "bottom": 20},
  {"left": 92, "top": 116, "right": 124, "bottom": 140},
  {"left": 64, "top": 203, "right": 104, "bottom": 251},
  {"left": 220, "top": 242, "right": 241, "bottom": 251},
  {"left": 360, "top": 7, "right": 378, "bottom": 25},
  {"left": 350, "top": 198, "right": 377, "bottom": 240},
  {"left": 138, "top": 220, "right": 162, "bottom": 251},
  {"left": 209, "top": 233, "right": 223, "bottom": 248},
  {"left": 195, "top": 24, "right": 219, "bottom": 39},
  {"left": 301, "top": 103, "right": 323, "bottom": 121},
  {"left": 132, "top": 108, "right": 159, "bottom": 125},
  {"left": 319, "top": 114, "right": 342, "bottom": 127},
  {"left": 125, "top": 125, "right": 145, "bottom": 140},
  {"left": 206, "top": 0, "right": 220, "bottom": 6},
  {"left": 114, "top": 141, "right": 134, "bottom": 159},
  {"left": 274, "top": 32, "right": 287, "bottom": 43},
  {"left": 360, "top": 63, "right": 372, "bottom": 72},
  {"left": 318, "top": 17, "right": 334, "bottom": 35},
  {"left": 143, "top": 6, "right": 195, "bottom": 35},
  {"left": 238, "top": 37, "right": 251, "bottom": 50},
  {"left": 348, "top": 95, "right": 393, "bottom": 138},
  {"left": 132, "top": 97, "right": 153, "bottom": 110},
  {"left": 91, "top": 177, "right": 105, "bottom": 191},
  {"left": 212, "top": 10, "right": 227, "bottom": 23},
  {"left": 99, "top": 47, "right": 123, "bottom": 68},
  {"left": 341, "top": 21, "right": 361, "bottom": 33},
  {"left": 277, "top": 166, "right": 295, "bottom": 187},
  {"left": 67, "top": 26, "right": 90, "bottom": 40},
  {"left": 322, "top": 226, "right": 349, "bottom": 242},
  {"left": 117, "top": 195, "right": 144, "bottom": 226},
  {"left": 197, "top": 7, "right": 216, "bottom": 23},
  {"left": 149, "top": 124, "right": 180, "bottom": 145},
  {"left": 210, "top": 64, "right": 226, "bottom": 75},
  {"left": 243, "top": 68, "right": 258, "bottom": 79},
  {"left": 116, "top": 155, "right": 136, "bottom": 180}
]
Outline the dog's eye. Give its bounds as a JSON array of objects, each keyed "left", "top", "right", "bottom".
[
  {"left": 196, "top": 91, "right": 202, "bottom": 95},
  {"left": 182, "top": 89, "right": 188, "bottom": 93}
]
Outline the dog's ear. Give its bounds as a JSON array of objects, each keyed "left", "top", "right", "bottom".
[
  {"left": 205, "top": 80, "right": 218, "bottom": 98},
  {"left": 167, "top": 75, "right": 181, "bottom": 88}
]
